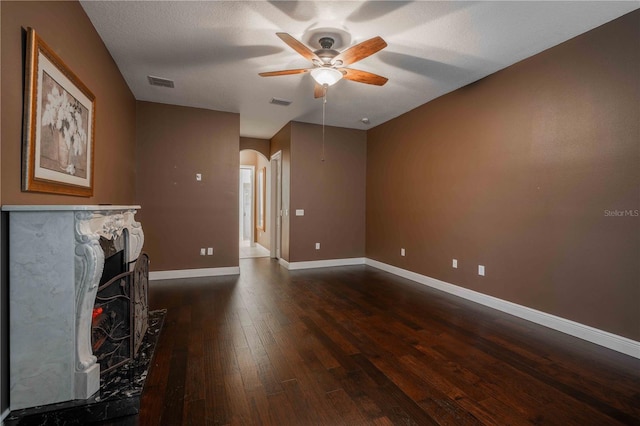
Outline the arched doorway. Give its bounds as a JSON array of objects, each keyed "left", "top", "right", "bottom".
[{"left": 239, "top": 149, "right": 270, "bottom": 258}]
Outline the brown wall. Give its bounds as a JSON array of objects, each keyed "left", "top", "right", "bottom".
[
  {"left": 270, "top": 123, "right": 291, "bottom": 261},
  {"left": 366, "top": 11, "right": 640, "bottom": 340},
  {"left": 290, "top": 122, "right": 366, "bottom": 262},
  {"left": 136, "top": 102, "right": 239, "bottom": 271},
  {"left": 240, "top": 137, "right": 270, "bottom": 160},
  {"left": 1, "top": 1, "right": 136, "bottom": 205}
]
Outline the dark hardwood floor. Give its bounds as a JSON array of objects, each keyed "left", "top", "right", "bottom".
[{"left": 121, "top": 258, "right": 639, "bottom": 425}]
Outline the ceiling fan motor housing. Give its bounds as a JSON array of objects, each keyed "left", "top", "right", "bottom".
[
  {"left": 315, "top": 37, "right": 340, "bottom": 64},
  {"left": 319, "top": 37, "right": 335, "bottom": 49}
]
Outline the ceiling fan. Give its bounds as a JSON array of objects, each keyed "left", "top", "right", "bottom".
[{"left": 259, "top": 33, "right": 389, "bottom": 98}]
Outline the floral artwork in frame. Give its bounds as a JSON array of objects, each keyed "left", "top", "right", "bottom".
[{"left": 22, "top": 27, "right": 95, "bottom": 196}]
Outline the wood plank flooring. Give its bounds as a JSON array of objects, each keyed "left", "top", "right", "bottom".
[{"left": 118, "top": 258, "right": 639, "bottom": 425}]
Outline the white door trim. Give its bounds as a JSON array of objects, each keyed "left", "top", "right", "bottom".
[{"left": 270, "top": 151, "right": 282, "bottom": 259}]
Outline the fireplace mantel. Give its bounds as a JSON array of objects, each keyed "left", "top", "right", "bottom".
[{"left": 2, "top": 205, "right": 144, "bottom": 410}]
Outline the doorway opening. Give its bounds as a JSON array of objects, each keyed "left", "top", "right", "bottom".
[
  {"left": 239, "top": 166, "right": 254, "bottom": 245},
  {"left": 239, "top": 150, "right": 271, "bottom": 259}
]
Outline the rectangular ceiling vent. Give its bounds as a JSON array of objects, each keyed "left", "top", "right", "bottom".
[
  {"left": 270, "top": 97, "right": 292, "bottom": 106},
  {"left": 147, "top": 75, "right": 174, "bottom": 88}
]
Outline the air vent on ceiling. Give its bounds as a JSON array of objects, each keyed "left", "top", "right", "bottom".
[
  {"left": 147, "top": 75, "right": 174, "bottom": 88},
  {"left": 269, "top": 97, "right": 292, "bottom": 106}
]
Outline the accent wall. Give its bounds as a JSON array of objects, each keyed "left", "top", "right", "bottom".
[
  {"left": 135, "top": 101, "right": 240, "bottom": 272},
  {"left": 290, "top": 122, "right": 366, "bottom": 262},
  {"left": 366, "top": 11, "right": 640, "bottom": 341},
  {"left": 270, "top": 122, "right": 367, "bottom": 263},
  {"left": 1, "top": 0, "right": 137, "bottom": 205}
]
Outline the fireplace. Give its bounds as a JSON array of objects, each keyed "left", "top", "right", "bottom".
[
  {"left": 3, "top": 205, "right": 145, "bottom": 411},
  {"left": 92, "top": 234, "right": 150, "bottom": 376}
]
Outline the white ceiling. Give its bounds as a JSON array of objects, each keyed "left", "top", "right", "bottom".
[{"left": 80, "top": 1, "right": 638, "bottom": 139}]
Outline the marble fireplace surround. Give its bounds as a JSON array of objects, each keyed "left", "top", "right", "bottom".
[{"left": 2, "top": 205, "right": 144, "bottom": 411}]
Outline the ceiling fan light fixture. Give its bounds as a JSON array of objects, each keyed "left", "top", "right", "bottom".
[{"left": 310, "top": 67, "right": 343, "bottom": 86}]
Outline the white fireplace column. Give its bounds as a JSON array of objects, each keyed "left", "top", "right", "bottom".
[{"left": 2, "top": 205, "right": 144, "bottom": 411}]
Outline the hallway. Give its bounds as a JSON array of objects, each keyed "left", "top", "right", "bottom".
[{"left": 239, "top": 240, "right": 270, "bottom": 259}]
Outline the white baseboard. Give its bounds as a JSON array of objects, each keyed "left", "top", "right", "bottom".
[
  {"left": 278, "top": 258, "right": 290, "bottom": 269},
  {"left": 149, "top": 266, "right": 240, "bottom": 281},
  {"left": 282, "top": 257, "right": 366, "bottom": 271},
  {"left": 365, "top": 258, "right": 640, "bottom": 359}
]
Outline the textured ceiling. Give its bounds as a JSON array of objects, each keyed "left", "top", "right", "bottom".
[{"left": 80, "top": 1, "right": 638, "bottom": 139}]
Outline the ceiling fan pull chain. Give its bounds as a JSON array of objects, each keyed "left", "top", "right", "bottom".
[{"left": 322, "top": 84, "right": 328, "bottom": 162}]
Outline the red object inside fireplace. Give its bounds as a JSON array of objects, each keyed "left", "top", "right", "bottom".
[{"left": 92, "top": 307, "right": 103, "bottom": 320}]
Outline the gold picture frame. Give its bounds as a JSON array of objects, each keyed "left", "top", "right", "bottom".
[{"left": 22, "top": 27, "right": 95, "bottom": 197}]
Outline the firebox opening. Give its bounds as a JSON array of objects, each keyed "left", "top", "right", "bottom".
[{"left": 93, "top": 232, "right": 132, "bottom": 375}]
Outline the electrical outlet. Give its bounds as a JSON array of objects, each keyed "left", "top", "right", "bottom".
[
  {"left": 315, "top": 243, "right": 320, "bottom": 250},
  {"left": 207, "top": 247, "right": 213, "bottom": 255},
  {"left": 401, "top": 248, "right": 405, "bottom": 256},
  {"left": 478, "top": 265, "right": 485, "bottom": 276},
  {"left": 200, "top": 248, "right": 206, "bottom": 256},
  {"left": 452, "top": 259, "right": 458, "bottom": 268}
]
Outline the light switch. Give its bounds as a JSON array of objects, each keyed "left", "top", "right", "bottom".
[
  {"left": 295, "top": 209, "right": 305, "bottom": 216},
  {"left": 207, "top": 247, "right": 213, "bottom": 255},
  {"left": 478, "top": 265, "right": 485, "bottom": 276},
  {"left": 196, "top": 173, "right": 202, "bottom": 181},
  {"left": 315, "top": 243, "right": 320, "bottom": 250},
  {"left": 452, "top": 259, "right": 458, "bottom": 268},
  {"left": 200, "top": 248, "right": 206, "bottom": 256}
]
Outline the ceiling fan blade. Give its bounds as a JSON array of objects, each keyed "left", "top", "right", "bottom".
[
  {"left": 332, "top": 36, "right": 387, "bottom": 67},
  {"left": 314, "top": 83, "right": 325, "bottom": 98},
  {"left": 340, "top": 68, "right": 389, "bottom": 86},
  {"left": 276, "top": 32, "right": 321, "bottom": 64},
  {"left": 259, "top": 68, "right": 310, "bottom": 77}
]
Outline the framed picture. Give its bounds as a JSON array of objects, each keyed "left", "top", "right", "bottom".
[
  {"left": 22, "top": 27, "right": 95, "bottom": 196},
  {"left": 257, "top": 167, "right": 266, "bottom": 231}
]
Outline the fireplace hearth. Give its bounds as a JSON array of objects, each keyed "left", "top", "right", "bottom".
[{"left": 4, "top": 310, "right": 165, "bottom": 426}]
